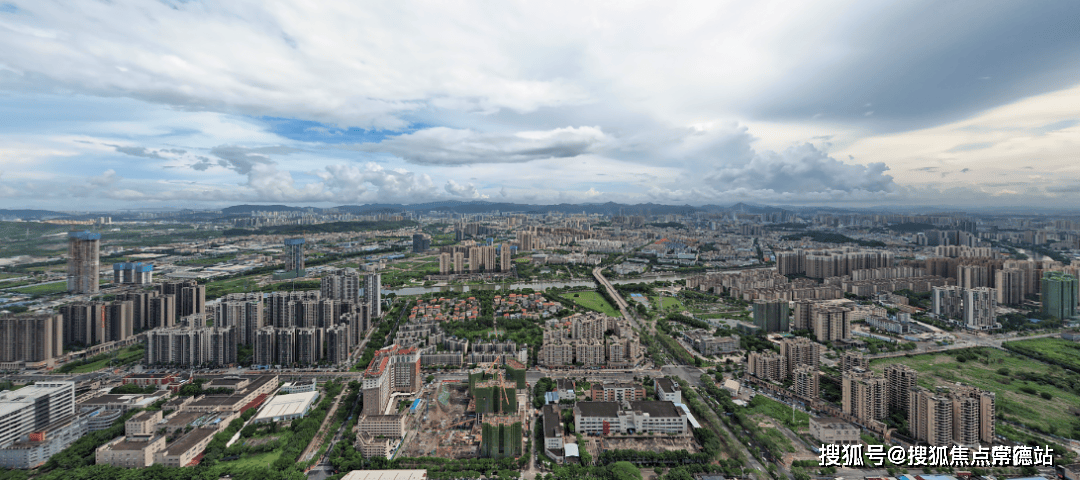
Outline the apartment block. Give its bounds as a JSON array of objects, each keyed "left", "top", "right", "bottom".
[
  {"left": 884, "top": 364, "right": 919, "bottom": 415},
  {"left": 0, "top": 314, "right": 63, "bottom": 368},
  {"left": 839, "top": 351, "right": 868, "bottom": 373},
  {"left": 793, "top": 365, "right": 819, "bottom": 399},
  {"left": 842, "top": 368, "right": 887, "bottom": 422},
  {"left": 748, "top": 351, "right": 783, "bottom": 382},
  {"left": 780, "top": 337, "right": 821, "bottom": 379},
  {"left": 590, "top": 383, "right": 645, "bottom": 402}
]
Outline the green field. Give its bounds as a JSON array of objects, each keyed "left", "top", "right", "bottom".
[
  {"left": 1003, "top": 337, "right": 1080, "bottom": 373},
  {"left": 61, "top": 346, "right": 146, "bottom": 374},
  {"left": 6, "top": 281, "right": 68, "bottom": 295},
  {"left": 218, "top": 449, "right": 283, "bottom": 470},
  {"left": 745, "top": 394, "right": 810, "bottom": 430},
  {"left": 654, "top": 296, "right": 686, "bottom": 312},
  {"left": 560, "top": 291, "right": 621, "bottom": 317},
  {"left": 871, "top": 348, "right": 1080, "bottom": 438}
]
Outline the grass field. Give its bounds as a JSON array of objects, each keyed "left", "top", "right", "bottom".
[
  {"left": 871, "top": 348, "right": 1080, "bottom": 437},
  {"left": 218, "top": 449, "right": 283, "bottom": 470},
  {"left": 654, "top": 296, "right": 686, "bottom": 312},
  {"left": 745, "top": 394, "right": 810, "bottom": 430},
  {"left": 63, "top": 346, "right": 146, "bottom": 374},
  {"left": 6, "top": 280, "right": 68, "bottom": 295},
  {"left": 560, "top": 291, "right": 621, "bottom": 317},
  {"left": 1004, "top": 337, "right": 1080, "bottom": 373}
]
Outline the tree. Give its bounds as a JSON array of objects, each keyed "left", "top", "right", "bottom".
[{"left": 609, "top": 461, "right": 643, "bottom": 480}]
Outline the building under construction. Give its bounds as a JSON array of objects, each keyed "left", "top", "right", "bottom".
[
  {"left": 480, "top": 414, "right": 522, "bottom": 458},
  {"left": 67, "top": 231, "right": 100, "bottom": 294}
]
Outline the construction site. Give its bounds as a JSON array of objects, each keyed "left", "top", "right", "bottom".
[{"left": 400, "top": 364, "right": 528, "bottom": 459}]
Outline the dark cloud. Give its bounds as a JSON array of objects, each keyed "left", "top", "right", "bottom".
[
  {"left": 108, "top": 144, "right": 165, "bottom": 159},
  {"left": 703, "top": 143, "right": 895, "bottom": 194},
  {"left": 349, "top": 126, "right": 605, "bottom": 165},
  {"left": 961, "top": 168, "right": 970, "bottom": 173},
  {"left": 747, "top": 2, "right": 1080, "bottom": 132},
  {"left": 209, "top": 145, "right": 300, "bottom": 174}
]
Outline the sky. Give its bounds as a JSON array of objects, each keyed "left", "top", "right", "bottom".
[{"left": 0, "top": 1, "right": 1079, "bottom": 211}]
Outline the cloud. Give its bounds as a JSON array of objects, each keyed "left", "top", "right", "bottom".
[
  {"left": 947, "top": 142, "right": 993, "bottom": 152},
  {"left": 444, "top": 180, "right": 484, "bottom": 198},
  {"left": 352, "top": 126, "right": 606, "bottom": 165},
  {"left": 109, "top": 145, "right": 165, "bottom": 159},
  {"left": 1034, "top": 118, "right": 1079, "bottom": 134},
  {"left": 210, "top": 145, "right": 299, "bottom": 174},
  {"left": 703, "top": 142, "right": 895, "bottom": 195}
]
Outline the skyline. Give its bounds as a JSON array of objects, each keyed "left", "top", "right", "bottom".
[{"left": 1, "top": 1, "right": 1080, "bottom": 209}]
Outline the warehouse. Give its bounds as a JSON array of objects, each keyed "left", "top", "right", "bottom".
[{"left": 252, "top": 391, "right": 320, "bottom": 424}]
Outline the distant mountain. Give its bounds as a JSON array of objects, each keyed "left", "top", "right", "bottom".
[{"left": 0, "top": 209, "right": 70, "bottom": 220}]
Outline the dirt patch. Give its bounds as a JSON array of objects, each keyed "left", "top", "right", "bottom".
[{"left": 599, "top": 435, "right": 701, "bottom": 453}]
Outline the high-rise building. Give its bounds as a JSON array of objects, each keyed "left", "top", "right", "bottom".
[
  {"left": 144, "top": 325, "right": 236, "bottom": 367},
  {"left": 753, "top": 300, "right": 789, "bottom": 333},
  {"left": 362, "top": 345, "right": 421, "bottom": 415},
  {"left": 962, "top": 287, "right": 997, "bottom": 330},
  {"left": 957, "top": 264, "right": 989, "bottom": 289},
  {"left": 747, "top": 351, "right": 783, "bottom": 382},
  {"left": 321, "top": 270, "right": 360, "bottom": 303},
  {"left": 283, "top": 238, "right": 306, "bottom": 277},
  {"left": 909, "top": 387, "right": 953, "bottom": 447},
  {"left": 60, "top": 303, "right": 96, "bottom": 347},
  {"left": 411, "top": 234, "right": 430, "bottom": 253},
  {"left": 215, "top": 294, "right": 264, "bottom": 346},
  {"left": 439, "top": 253, "right": 452, "bottom": 275},
  {"left": 66, "top": 231, "right": 100, "bottom": 294},
  {"left": 148, "top": 294, "right": 176, "bottom": 330},
  {"left": 453, "top": 252, "right": 464, "bottom": 274},
  {"left": 812, "top": 306, "right": 850, "bottom": 343},
  {"left": 793, "top": 365, "right": 819, "bottom": 399},
  {"left": 909, "top": 385, "right": 995, "bottom": 447},
  {"left": 0, "top": 314, "right": 63, "bottom": 366},
  {"left": 157, "top": 281, "right": 205, "bottom": 319},
  {"left": 932, "top": 286, "right": 964, "bottom": 319},
  {"left": 791, "top": 299, "right": 814, "bottom": 331},
  {"left": 1042, "top": 271, "right": 1078, "bottom": 320},
  {"left": 116, "top": 291, "right": 153, "bottom": 331},
  {"left": 842, "top": 368, "right": 887, "bottom": 422},
  {"left": 0, "top": 382, "right": 75, "bottom": 449},
  {"left": 254, "top": 327, "right": 276, "bottom": 366},
  {"left": 112, "top": 262, "right": 153, "bottom": 285},
  {"left": 364, "top": 273, "right": 381, "bottom": 318},
  {"left": 995, "top": 268, "right": 1026, "bottom": 305},
  {"left": 884, "top": 364, "right": 918, "bottom": 415},
  {"left": 104, "top": 300, "right": 134, "bottom": 343},
  {"left": 500, "top": 243, "right": 511, "bottom": 272},
  {"left": 839, "top": 351, "right": 868, "bottom": 373},
  {"left": 779, "top": 337, "right": 820, "bottom": 380}
]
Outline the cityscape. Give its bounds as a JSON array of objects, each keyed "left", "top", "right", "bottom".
[{"left": 1, "top": 3, "right": 1080, "bottom": 480}]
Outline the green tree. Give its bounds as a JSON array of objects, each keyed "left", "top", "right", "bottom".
[{"left": 609, "top": 461, "right": 643, "bottom": 480}]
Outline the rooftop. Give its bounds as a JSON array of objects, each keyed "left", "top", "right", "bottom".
[
  {"left": 253, "top": 391, "right": 319, "bottom": 422},
  {"left": 162, "top": 428, "right": 216, "bottom": 455},
  {"left": 340, "top": 470, "right": 428, "bottom": 480},
  {"left": 542, "top": 404, "right": 562, "bottom": 438},
  {"left": 108, "top": 436, "right": 164, "bottom": 451},
  {"left": 655, "top": 377, "right": 677, "bottom": 392},
  {"left": 629, "top": 401, "right": 683, "bottom": 418},
  {"left": 575, "top": 401, "right": 619, "bottom": 418}
]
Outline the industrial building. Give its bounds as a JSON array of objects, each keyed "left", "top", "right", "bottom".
[
  {"left": 809, "top": 417, "right": 859, "bottom": 445},
  {"left": 0, "top": 382, "right": 76, "bottom": 453},
  {"left": 252, "top": 391, "right": 320, "bottom": 423}
]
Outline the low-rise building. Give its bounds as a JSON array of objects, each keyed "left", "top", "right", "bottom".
[
  {"left": 340, "top": 470, "right": 428, "bottom": 480},
  {"left": 154, "top": 428, "right": 216, "bottom": 467},
  {"left": 355, "top": 434, "right": 394, "bottom": 459},
  {"left": 281, "top": 379, "right": 317, "bottom": 394},
  {"left": 542, "top": 405, "right": 563, "bottom": 453},
  {"left": 357, "top": 415, "right": 407, "bottom": 438},
  {"left": 96, "top": 435, "right": 167, "bottom": 468},
  {"left": 589, "top": 383, "right": 645, "bottom": 402},
  {"left": 0, "top": 415, "right": 89, "bottom": 469},
  {"left": 252, "top": 391, "right": 320, "bottom": 424},
  {"left": 574, "top": 401, "right": 688, "bottom": 435},
  {"left": 809, "top": 417, "right": 859, "bottom": 445},
  {"left": 654, "top": 378, "right": 681, "bottom": 403}
]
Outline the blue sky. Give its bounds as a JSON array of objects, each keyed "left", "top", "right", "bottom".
[{"left": 0, "top": 1, "right": 1079, "bottom": 210}]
